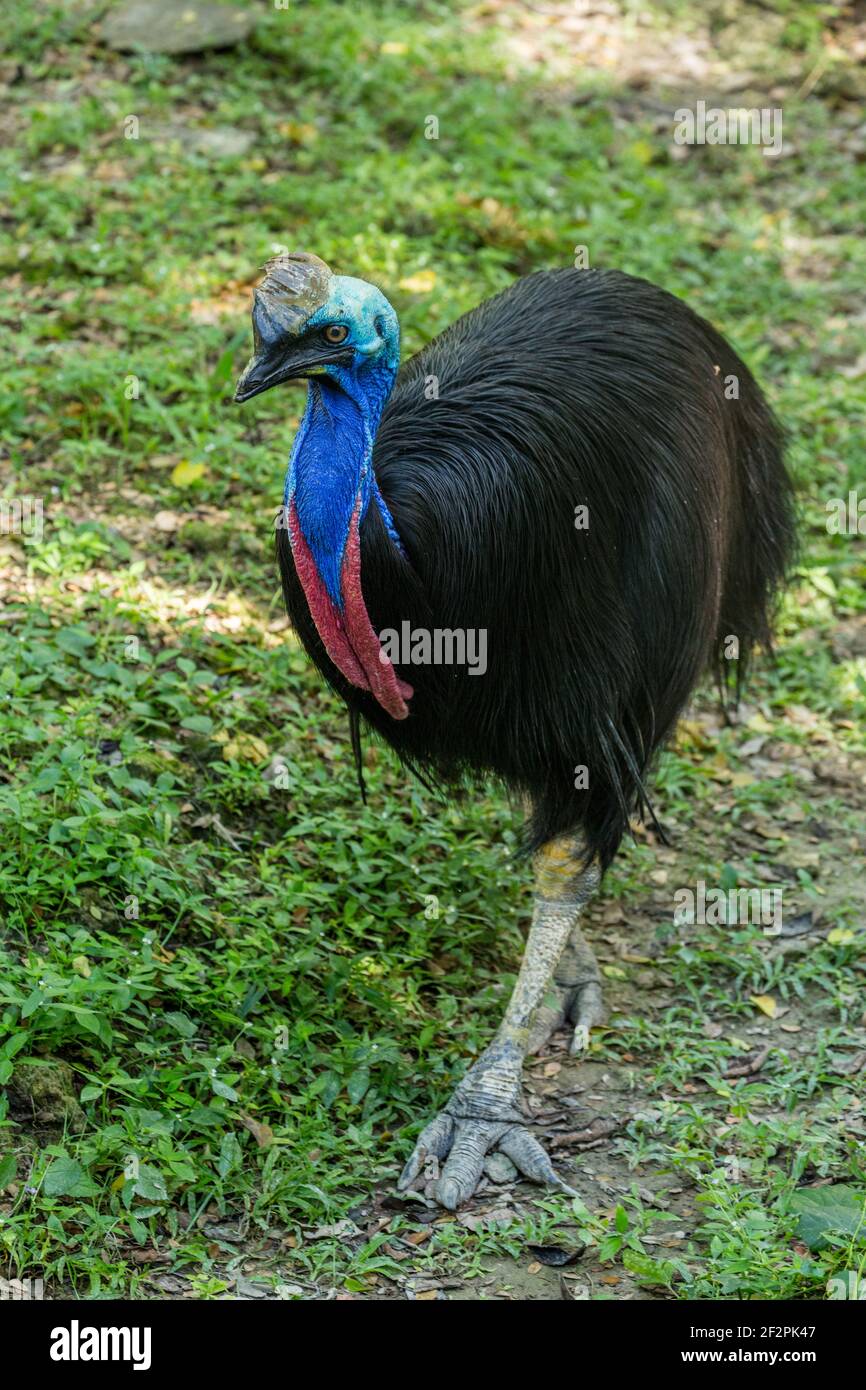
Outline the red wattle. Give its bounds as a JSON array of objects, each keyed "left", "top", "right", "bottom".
[
  {"left": 340, "top": 496, "right": 412, "bottom": 720},
  {"left": 288, "top": 497, "right": 412, "bottom": 721},
  {"left": 288, "top": 501, "right": 370, "bottom": 691}
]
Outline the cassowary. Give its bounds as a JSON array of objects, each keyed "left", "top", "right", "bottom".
[{"left": 235, "top": 252, "right": 795, "bottom": 1210}]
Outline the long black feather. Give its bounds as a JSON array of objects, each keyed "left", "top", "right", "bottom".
[{"left": 277, "top": 268, "right": 795, "bottom": 870}]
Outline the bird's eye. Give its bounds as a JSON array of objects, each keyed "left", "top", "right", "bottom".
[
  {"left": 324, "top": 324, "right": 349, "bottom": 344},
  {"left": 374, "top": 316, "right": 385, "bottom": 337}
]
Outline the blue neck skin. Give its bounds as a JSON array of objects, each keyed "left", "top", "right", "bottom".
[{"left": 285, "top": 358, "right": 402, "bottom": 608}]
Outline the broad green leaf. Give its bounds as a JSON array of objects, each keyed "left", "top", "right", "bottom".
[
  {"left": 181, "top": 715, "right": 214, "bottom": 734},
  {"left": 218, "top": 1132, "right": 242, "bottom": 1178},
  {"left": 43, "top": 1158, "right": 97, "bottom": 1198},
  {"left": 164, "top": 1012, "right": 198, "bottom": 1037},
  {"left": 790, "top": 1184, "right": 866, "bottom": 1251},
  {"left": 346, "top": 1067, "right": 370, "bottom": 1105},
  {"left": 211, "top": 1079, "right": 238, "bottom": 1102}
]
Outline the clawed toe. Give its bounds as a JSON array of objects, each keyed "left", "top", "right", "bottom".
[
  {"left": 528, "top": 978, "right": 606, "bottom": 1055},
  {"left": 526, "top": 982, "right": 573, "bottom": 1054},
  {"left": 499, "top": 1127, "right": 576, "bottom": 1195},
  {"left": 398, "top": 1109, "right": 573, "bottom": 1209},
  {"left": 569, "top": 980, "right": 605, "bottom": 1054},
  {"left": 397, "top": 1111, "right": 454, "bottom": 1190}
]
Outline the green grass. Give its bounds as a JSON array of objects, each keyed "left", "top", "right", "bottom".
[{"left": 0, "top": 0, "right": 865, "bottom": 1299}]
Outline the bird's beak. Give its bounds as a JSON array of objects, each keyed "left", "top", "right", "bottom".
[{"left": 234, "top": 290, "right": 352, "bottom": 403}]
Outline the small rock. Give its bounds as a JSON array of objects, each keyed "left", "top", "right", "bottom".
[
  {"left": 149, "top": 123, "right": 254, "bottom": 158},
  {"left": 100, "top": 1, "right": 256, "bottom": 55},
  {"left": 458, "top": 1206, "right": 516, "bottom": 1230},
  {"left": 483, "top": 1152, "right": 518, "bottom": 1184},
  {"left": 234, "top": 1275, "right": 269, "bottom": 1299},
  {"left": 306, "top": 1220, "right": 360, "bottom": 1241},
  {"left": 8, "top": 1060, "right": 86, "bottom": 1133}
]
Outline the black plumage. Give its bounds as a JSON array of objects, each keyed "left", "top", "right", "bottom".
[{"left": 276, "top": 267, "right": 795, "bottom": 868}]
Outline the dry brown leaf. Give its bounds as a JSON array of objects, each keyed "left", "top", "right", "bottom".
[{"left": 238, "top": 1111, "right": 275, "bottom": 1149}]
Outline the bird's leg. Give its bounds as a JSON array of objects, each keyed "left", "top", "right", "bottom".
[
  {"left": 398, "top": 837, "right": 600, "bottom": 1209},
  {"left": 527, "top": 918, "right": 605, "bottom": 1056}
]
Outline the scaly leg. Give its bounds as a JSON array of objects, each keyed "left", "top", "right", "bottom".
[
  {"left": 527, "top": 918, "right": 605, "bottom": 1056},
  {"left": 398, "top": 836, "right": 600, "bottom": 1209}
]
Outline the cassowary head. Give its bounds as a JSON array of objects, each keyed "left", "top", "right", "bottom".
[
  {"left": 234, "top": 251, "right": 413, "bottom": 722},
  {"left": 234, "top": 251, "right": 400, "bottom": 403}
]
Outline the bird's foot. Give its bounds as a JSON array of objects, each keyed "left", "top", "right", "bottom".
[
  {"left": 527, "top": 976, "right": 605, "bottom": 1056},
  {"left": 397, "top": 1039, "right": 574, "bottom": 1209}
]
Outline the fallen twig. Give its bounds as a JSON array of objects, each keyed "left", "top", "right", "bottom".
[
  {"left": 725, "top": 1046, "right": 771, "bottom": 1079},
  {"left": 548, "top": 1118, "right": 621, "bottom": 1149}
]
